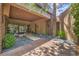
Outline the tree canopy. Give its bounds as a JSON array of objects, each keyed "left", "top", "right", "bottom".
[{"left": 71, "top": 4, "right": 79, "bottom": 38}]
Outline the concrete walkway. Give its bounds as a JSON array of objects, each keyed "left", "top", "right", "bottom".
[{"left": 26, "top": 34, "right": 41, "bottom": 41}]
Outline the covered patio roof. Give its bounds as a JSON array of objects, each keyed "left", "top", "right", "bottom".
[{"left": 8, "top": 4, "right": 49, "bottom": 22}]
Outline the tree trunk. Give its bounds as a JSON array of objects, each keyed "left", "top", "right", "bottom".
[{"left": 49, "top": 3, "right": 57, "bottom": 36}]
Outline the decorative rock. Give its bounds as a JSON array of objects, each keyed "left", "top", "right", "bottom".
[
  {"left": 64, "top": 43, "right": 70, "bottom": 49},
  {"left": 24, "top": 39, "right": 76, "bottom": 56}
]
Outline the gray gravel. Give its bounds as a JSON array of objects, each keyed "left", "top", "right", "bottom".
[{"left": 25, "top": 39, "right": 76, "bottom": 56}]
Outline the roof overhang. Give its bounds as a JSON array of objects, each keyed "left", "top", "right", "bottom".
[{"left": 9, "top": 3, "right": 50, "bottom": 22}]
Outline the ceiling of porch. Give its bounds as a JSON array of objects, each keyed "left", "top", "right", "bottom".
[{"left": 9, "top": 5, "right": 47, "bottom": 22}]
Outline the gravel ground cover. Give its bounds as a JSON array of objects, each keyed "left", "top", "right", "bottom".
[{"left": 24, "top": 38, "right": 76, "bottom": 56}]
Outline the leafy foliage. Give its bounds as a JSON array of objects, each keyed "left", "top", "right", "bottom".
[
  {"left": 3, "top": 33, "right": 16, "bottom": 48},
  {"left": 57, "top": 31, "right": 65, "bottom": 39},
  {"left": 71, "top": 4, "right": 79, "bottom": 38}
]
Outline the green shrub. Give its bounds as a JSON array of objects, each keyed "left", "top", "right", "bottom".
[
  {"left": 3, "top": 33, "right": 16, "bottom": 48},
  {"left": 71, "top": 4, "right": 79, "bottom": 38},
  {"left": 45, "top": 9, "right": 49, "bottom": 13},
  {"left": 71, "top": 4, "right": 79, "bottom": 44},
  {"left": 57, "top": 31, "right": 65, "bottom": 39}
]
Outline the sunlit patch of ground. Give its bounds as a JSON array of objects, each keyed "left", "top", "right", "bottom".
[{"left": 23, "top": 38, "right": 76, "bottom": 56}]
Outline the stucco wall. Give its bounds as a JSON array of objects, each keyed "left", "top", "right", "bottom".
[
  {"left": 3, "top": 4, "right": 10, "bottom": 17},
  {"left": 64, "top": 13, "right": 77, "bottom": 41},
  {"left": 0, "top": 4, "right": 6, "bottom": 53},
  {"left": 32, "top": 19, "right": 47, "bottom": 34}
]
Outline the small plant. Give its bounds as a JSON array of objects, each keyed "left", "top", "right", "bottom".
[
  {"left": 3, "top": 33, "right": 16, "bottom": 48},
  {"left": 45, "top": 9, "right": 49, "bottom": 13},
  {"left": 57, "top": 31, "right": 65, "bottom": 39}
]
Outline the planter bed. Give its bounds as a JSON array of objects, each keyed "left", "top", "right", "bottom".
[{"left": 3, "top": 37, "right": 33, "bottom": 52}]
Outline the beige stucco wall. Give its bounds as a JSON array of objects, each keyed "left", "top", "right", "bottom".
[
  {"left": 64, "top": 13, "right": 77, "bottom": 41},
  {"left": 0, "top": 4, "right": 6, "bottom": 53},
  {"left": 3, "top": 4, "right": 10, "bottom": 17},
  {"left": 64, "top": 14, "right": 71, "bottom": 40},
  {"left": 31, "top": 19, "right": 47, "bottom": 34},
  {"left": 30, "top": 23, "right": 35, "bottom": 33}
]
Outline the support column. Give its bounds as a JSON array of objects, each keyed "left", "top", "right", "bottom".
[
  {"left": 46, "top": 20, "right": 51, "bottom": 35},
  {"left": 47, "top": 18, "right": 57, "bottom": 36},
  {"left": 0, "top": 4, "right": 6, "bottom": 53},
  {"left": 0, "top": 4, "right": 3, "bottom": 53}
]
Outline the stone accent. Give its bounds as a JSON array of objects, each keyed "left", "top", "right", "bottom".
[{"left": 24, "top": 39, "right": 76, "bottom": 56}]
